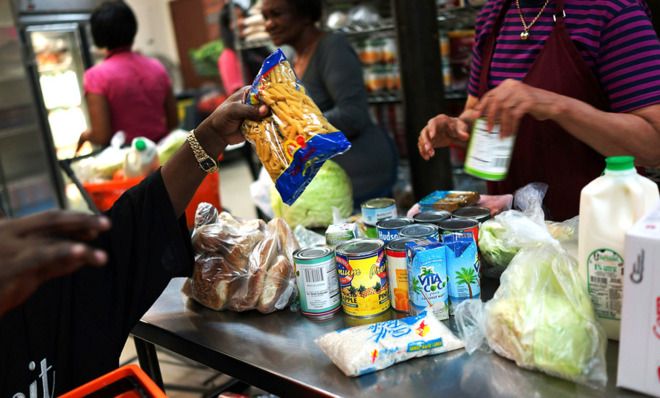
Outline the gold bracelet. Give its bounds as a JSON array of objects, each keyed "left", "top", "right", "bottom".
[{"left": 187, "top": 130, "right": 218, "bottom": 173}]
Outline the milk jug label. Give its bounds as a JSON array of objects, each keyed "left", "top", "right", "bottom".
[{"left": 587, "top": 248, "right": 624, "bottom": 320}]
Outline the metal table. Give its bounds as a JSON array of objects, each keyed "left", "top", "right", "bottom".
[{"left": 132, "top": 278, "right": 643, "bottom": 398}]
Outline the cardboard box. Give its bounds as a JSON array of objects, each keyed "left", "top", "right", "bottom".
[{"left": 617, "top": 201, "right": 660, "bottom": 397}]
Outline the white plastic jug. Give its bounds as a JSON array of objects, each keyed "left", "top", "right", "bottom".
[
  {"left": 124, "top": 137, "right": 160, "bottom": 178},
  {"left": 577, "top": 156, "right": 659, "bottom": 340}
]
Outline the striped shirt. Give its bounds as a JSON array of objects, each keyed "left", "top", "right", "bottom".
[{"left": 467, "top": 0, "right": 660, "bottom": 112}]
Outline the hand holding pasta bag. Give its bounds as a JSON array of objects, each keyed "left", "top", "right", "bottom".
[{"left": 241, "top": 49, "right": 352, "bottom": 205}]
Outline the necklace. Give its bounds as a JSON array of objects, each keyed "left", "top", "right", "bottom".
[{"left": 515, "top": 0, "right": 550, "bottom": 40}]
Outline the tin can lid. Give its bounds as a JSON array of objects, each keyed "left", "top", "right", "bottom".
[
  {"left": 386, "top": 238, "right": 421, "bottom": 252},
  {"left": 413, "top": 210, "right": 451, "bottom": 223},
  {"left": 294, "top": 246, "right": 334, "bottom": 260},
  {"left": 336, "top": 239, "right": 384, "bottom": 255},
  {"left": 438, "top": 218, "right": 479, "bottom": 230},
  {"left": 453, "top": 206, "right": 491, "bottom": 221},
  {"left": 361, "top": 197, "right": 396, "bottom": 209},
  {"left": 377, "top": 217, "right": 413, "bottom": 229},
  {"left": 399, "top": 224, "right": 438, "bottom": 238}
]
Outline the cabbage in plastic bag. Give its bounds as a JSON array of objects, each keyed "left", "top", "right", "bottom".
[
  {"left": 455, "top": 242, "right": 607, "bottom": 387},
  {"left": 479, "top": 183, "right": 579, "bottom": 270},
  {"left": 270, "top": 160, "right": 353, "bottom": 228}
]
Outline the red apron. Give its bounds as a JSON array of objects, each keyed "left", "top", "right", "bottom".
[{"left": 478, "top": 0, "right": 608, "bottom": 221}]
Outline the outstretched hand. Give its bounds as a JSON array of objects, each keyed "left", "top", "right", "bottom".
[
  {"left": 0, "top": 210, "right": 111, "bottom": 315},
  {"left": 194, "top": 87, "right": 269, "bottom": 157}
]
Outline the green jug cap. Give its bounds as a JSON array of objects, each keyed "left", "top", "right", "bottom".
[
  {"left": 135, "top": 138, "right": 147, "bottom": 152},
  {"left": 605, "top": 156, "right": 634, "bottom": 171}
]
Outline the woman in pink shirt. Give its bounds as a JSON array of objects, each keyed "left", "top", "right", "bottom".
[{"left": 78, "top": 1, "right": 178, "bottom": 147}]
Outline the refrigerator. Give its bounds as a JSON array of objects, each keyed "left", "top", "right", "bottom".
[
  {"left": 6, "top": 0, "right": 106, "bottom": 211},
  {"left": 0, "top": 1, "right": 60, "bottom": 216}
]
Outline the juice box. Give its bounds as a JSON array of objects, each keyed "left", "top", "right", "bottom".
[
  {"left": 406, "top": 240, "right": 448, "bottom": 320},
  {"left": 444, "top": 232, "right": 480, "bottom": 313}
]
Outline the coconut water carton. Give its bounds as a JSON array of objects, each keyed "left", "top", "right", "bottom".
[
  {"left": 444, "top": 232, "right": 480, "bottom": 314},
  {"left": 406, "top": 240, "right": 448, "bottom": 320}
]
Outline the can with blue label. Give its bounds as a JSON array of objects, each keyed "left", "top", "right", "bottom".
[
  {"left": 293, "top": 246, "right": 341, "bottom": 320},
  {"left": 376, "top": 217, "right": 413, "bottom": 243},
  {"left": 399, "top": 224, "right": 440, "bottom": 242},
  {"left": 361, "top": 198, "right": 397, "bottom": 226}
]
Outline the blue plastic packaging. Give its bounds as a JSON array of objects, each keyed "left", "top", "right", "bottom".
[{"left": 242, "top": 49, "right": 352, "bottom": 205}]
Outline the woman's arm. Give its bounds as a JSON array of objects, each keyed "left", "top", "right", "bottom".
[
  {"left": 161, "top": 88, "right": 267, "bottom": 216},
  {"left": 164, "top": 89, "right": 179, "bottom": 132},
  {"left": 418, "top": 95, "right": 480, "bottom": 160},
  {"left": 318, "top": 35, "right": 372, "bottom": 139},
  {"left": 477, "top": 79, "right": 660, "bottom": 167},
  {"left": 83, "top": 93, "right": 114, "bottom": 146}
]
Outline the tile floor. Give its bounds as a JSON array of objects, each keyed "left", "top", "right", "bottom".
[{"left": 120, "top": 153, "right": 261, "bottom": 397}]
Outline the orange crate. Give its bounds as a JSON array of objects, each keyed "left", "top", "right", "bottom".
[
  {"left": 60, "top": 364, "right": 166, "bottom": 398},
  {"left": 83, "top": 172, "right": 221, "bottom": 229}
]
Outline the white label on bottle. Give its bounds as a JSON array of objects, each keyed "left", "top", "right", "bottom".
[
  {"left": 587, "top": 248, "right": 624, "bottom": 320},
  {"left": 465, "top": 119, "right": 515, "bottom": 178}
]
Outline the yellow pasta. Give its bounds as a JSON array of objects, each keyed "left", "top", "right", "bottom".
[{"left": 241, "top": 60, "right": 340, "bottom": 181}]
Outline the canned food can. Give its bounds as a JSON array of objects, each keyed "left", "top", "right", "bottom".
[
  {"left": 336, "top": 239, "right": 390, "bottom": 317},
  {"left": 452, "top": 206, "right": 491, "bottom": 223},
  {"left": 377, "top": 217, "right": 414, "bottom": 243},
  {"left": 385, "top": 238, "right": 420, "bottom": 312},
  {"left": 361, "top": 198, "right": 397, "bottom": 226},
  {"left": 413, "top": 210, "right": 451, "bottom": 226},
  {"left": 294, "top": 246, "right": 341, "bottom": 319},
  {"left": 364, "top": 224, "right": 378, "bottom": 239},
  {"left": 325, "top": 223, "right": 358, "bottom": 248},
  {"left": 399, "top": 223, "right": 440, "bottom": 241},
  {"left": 437, "top": 218, "right": 479, "bottom": 243},
  {"left": 464, "top": 118, "right": 516, "bottom": 181}
]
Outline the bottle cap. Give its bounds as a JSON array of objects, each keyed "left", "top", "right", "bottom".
[
  {"left": 135, "top": 138, "right": 147, "bottom": 152},
  {"left": 605, "top": 156, "right": 634, "bottom": 171}
]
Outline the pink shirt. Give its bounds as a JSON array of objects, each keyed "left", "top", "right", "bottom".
[
  {"left": 84, "top": 50, "right": 171, "bottom": 143},
  {"left": 217, "top": 48, "right": 244, "bottom": 94}
]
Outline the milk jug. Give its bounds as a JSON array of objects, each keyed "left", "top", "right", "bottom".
[
  {"left": 577, "top": 156, "right": 659, "bottom": 340},
  {"left": 124, "top": 137, "right": 160, "bottom": 178}
]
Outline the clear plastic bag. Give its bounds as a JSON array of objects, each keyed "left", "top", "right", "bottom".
[
  {"left": 478, "top": 183, "right": 579, "bottom": 271},
  {"left": 456, "top": 235, "right": 607, "bottom": 387},
  {"left": 183, "top": 206, "right": 299, "bottom": 313},
  {"left": 316, "top": 310, "right": 464, "bottom": 377},
  {"left": 241, "top": 49, "right": 351, "bottom": 205}
]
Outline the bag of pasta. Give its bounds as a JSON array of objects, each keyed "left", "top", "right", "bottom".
[{"left": 241, "top": 49, "right": 352, "bottom": 205}]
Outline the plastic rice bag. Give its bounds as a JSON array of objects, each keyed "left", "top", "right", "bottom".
[
  {"left": 316, "top": 310, "right": 464, "bottom": 377},
  {"left": 241, "top": 49, "right": 351, "bottom": 205}
]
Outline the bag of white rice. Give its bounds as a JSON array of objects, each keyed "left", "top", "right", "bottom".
[{"left": 316, "top": 310, "right": 464, "bottom": 376}]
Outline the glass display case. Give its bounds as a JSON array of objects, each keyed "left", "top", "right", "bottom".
[{"left": 27, "top": 24, "right": 89, "bottom": 160}]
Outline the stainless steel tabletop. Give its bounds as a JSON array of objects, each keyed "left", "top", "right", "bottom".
[{"left": 133, "top": 278, "right": 644, "bottom": 398}]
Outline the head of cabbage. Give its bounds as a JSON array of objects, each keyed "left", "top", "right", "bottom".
[{"left": 270, "top": 160, "right": 353, "bottom": 228}]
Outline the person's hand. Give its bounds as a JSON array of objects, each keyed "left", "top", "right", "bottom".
[
  {"left": 194, "top": 87, "right": 269, "bottom": 158},
  {"left": 418, "top": 109, "right": 478, "bottom": 160},
  {"left": 0, "top": 210, "right": 111, "bottom": 315},
  {"left": 76, "top": 130, "right": 90, "bottom": 154},
  {"left": 476, "top": 79, "right": 559, "bottom": 137}
]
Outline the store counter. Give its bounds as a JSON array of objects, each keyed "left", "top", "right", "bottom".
[{"left": 132, "top": 278, "right": 643, "bottom": 398}]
